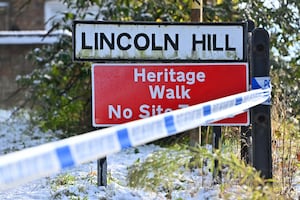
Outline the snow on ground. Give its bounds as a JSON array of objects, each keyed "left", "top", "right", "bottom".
[
  {"left": 0, "top": 110, "right": 299, "bottom": 199},
  {"left": 0, "top": 110, "right": 220, "bottom": 200}
]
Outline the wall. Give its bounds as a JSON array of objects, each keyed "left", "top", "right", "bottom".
[
  {"left": 0, "top": 0, "right": 45, "bottom": 108},
  {"left": 6, "top": 0, "right": 45, "bottom": 30},
  {"left": 0, "top": 45, "right": 40, "bottom": 107}
]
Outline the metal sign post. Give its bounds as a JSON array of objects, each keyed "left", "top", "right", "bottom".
[
  {"left": 212, "top": 126, "right": 222, "bottom": 183},
  {"left": 250, "top": 28, "right": 272, "bottom": 179},
  {"left": 97, "top": 157, "right": 107, "bottom": 186},
  {"left": 189, "top": 0, "right": 203, "bottom": 147},
  {"left": 241, "top": 20, "right": 255, "bottom": 164}
]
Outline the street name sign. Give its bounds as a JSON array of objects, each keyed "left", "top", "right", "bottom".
[
  {"left": 73, "top": 21, "right": 247, "bottom": 62},
  {"left": 92, "top": 63, "right": 249, "bottom": 126}
]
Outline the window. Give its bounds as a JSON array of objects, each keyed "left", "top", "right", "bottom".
[
  {"left": 0, "top": 2, "right": 9, "bottom": 30},
  {"left": 44, "top": 0, "right": 100, "bottom": 31},
  {"left": 44, "top": 0, "right": 68, "bottom": 30}
]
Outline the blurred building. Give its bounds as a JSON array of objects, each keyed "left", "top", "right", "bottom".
[{"left": 0, "top": 0, "right": 66, "bottom": 108}]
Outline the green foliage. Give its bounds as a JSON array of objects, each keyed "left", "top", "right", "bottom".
[
  {"left": 128, "top": 144, "right": 288, "bottom": 199},
  {"left": 128, "top": 146, "right": 194, "bottom": 198},
  {"left": 50, "top": 172, "right": 96, "bottom": 200},
  {"left": 19, "top": 35, "right": 93, "bottom": 136},
  {"left": 272, "top": 95, "right": 300, "bottom": 198},
  {"left": 204, "top": 0, "right": 300, "bottom": 118},
  {"left": 98, "top": 0, "right": 190, "bottom": 22},
  {"left": 239, "top": 0, "right": 300, "bottom": 117},
  {"left": 18, "top": 0, "right": 299, "bottom": 136},
  {"left": 203, "top": 0, "right": 241, "bottom": 22},
  {"left": 52, "top": 173, "right": 76, "bottom": 187}
]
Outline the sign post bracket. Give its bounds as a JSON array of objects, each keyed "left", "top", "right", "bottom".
[{"left": 241, "top": 19, "right": 255, "bottom": 164}]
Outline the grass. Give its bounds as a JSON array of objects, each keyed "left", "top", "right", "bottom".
[
  {"left": 127, "top": 104, "right": 299, "bottom": 199},
  {"left": 48, "top": 94, "right": 299, "bottom": 199},
  {"left": 50, "top": 170, "right": 97, "bottom": 200},
  {"left": 127, "top": 143, "right": 281, "bottom": 199},
  {"left": 271, "top": 95, "right": 300, "bottom": 198}
]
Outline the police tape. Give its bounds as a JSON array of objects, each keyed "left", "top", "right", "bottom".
[{"left": 0, "top": 87, "right": 271, "bottom": 190}]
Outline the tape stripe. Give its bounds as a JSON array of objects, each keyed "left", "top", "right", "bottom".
[
  {"left": 117, "top": 128, "right": 132, "bottom": 149},
  {"left": 203, "top": 105, "right": 211, "bottom": 116},
  {"left": 55, "top": 146, "right": 75, "bottom": 169},
  {"left": 164, "top": 115, "right": 176, "bottom": 135},
  {"left": 252, "top": 77, "right": 271, "bottom": 89},
  {"left": 252, "top": 77, "right": 271, "bottom": 105},
  {"left": 235, "top": 97, "right": 243, "bottom": 105},
  {"left": 252, "top": 78, "right": 261, "bottom": 89}
]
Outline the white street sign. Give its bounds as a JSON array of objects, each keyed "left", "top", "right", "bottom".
[{"left": 73, "top": 21, "right": 246, "bottom": 62}]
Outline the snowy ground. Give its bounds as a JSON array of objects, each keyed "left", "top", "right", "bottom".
[
  {"left": 0, "top": 110, "right": 299, "bottom": 199},
  {"left": 0, "top": 110, "right": 220, "bottom": 200}
]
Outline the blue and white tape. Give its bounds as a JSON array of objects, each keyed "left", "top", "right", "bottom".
[
  {"left": 0, "top": 87, "right": 271, "bottom": 190},
  {"left": 252, "top": 76, "right": 271, "bottom": 105}
]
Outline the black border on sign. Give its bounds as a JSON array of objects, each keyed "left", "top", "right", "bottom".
[{"left": 72, "top": 21, "right": 248, "bottom": 63}]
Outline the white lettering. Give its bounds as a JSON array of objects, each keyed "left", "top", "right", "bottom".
[
  {"left": 149, "top": 85, "right": 190, "bottom": 99},
  {"left": 179, "top": 85, "right": 191, "bottom": 99},
  {"left": 108, "top": 104, "right": 121, "bottom": 119},
  {"left": 139, "top": 104, "right": 172, "bottom": 118},
  {"left": 197, "top": 72, "right": 206, "bottom": 82},
  {"left": 134, "top": 68, "right": 206, "bottom": 85},
  {"left": 134, "top": 68, "right": 145, "bottom": 82},
  {"left": 139, "top": 104, "right": 150, "bottom": 118},
  {"left": 177, "top": 71, "right": 185, "bottom": 83},
  {"left": 108, "top": 105, "right": 133, "bottom": 119},
  {"left": 166, "top": 88, "right": 175, "bottom": 99},
  {"left": 149, "top": 85, "right": 165, "bottom": 99},
  {"left": 147, "top": 72, "right": 156, "bottom": 82}
]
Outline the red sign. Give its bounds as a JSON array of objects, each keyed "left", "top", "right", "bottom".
[{"left": 92, "top": 63, "right": 248, "bottom": 126}]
